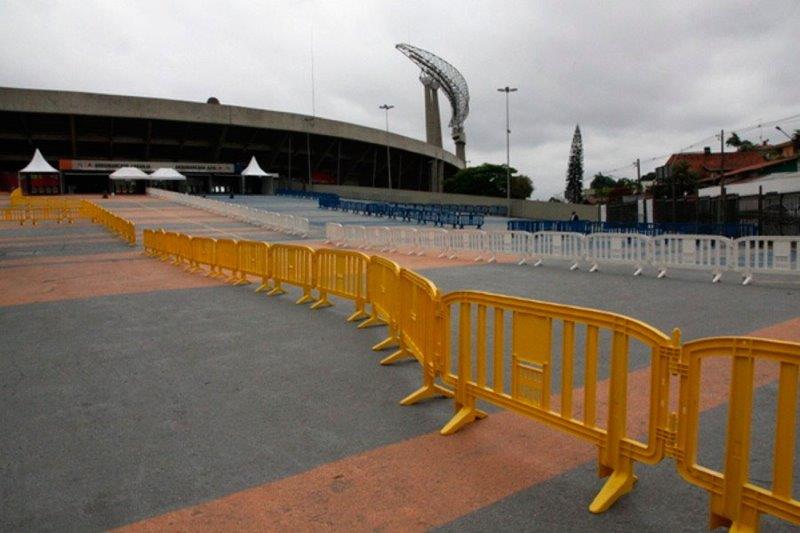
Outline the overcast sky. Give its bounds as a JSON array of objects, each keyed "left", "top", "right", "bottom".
[{"left": 1, "top": 0, "right": 798, "bottom": 199}]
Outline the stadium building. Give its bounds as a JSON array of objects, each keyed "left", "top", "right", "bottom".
[{"left": 0, "top": 87, "right": 464, "bottom": 195}]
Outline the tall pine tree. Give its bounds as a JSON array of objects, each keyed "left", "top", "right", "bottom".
[{"left": 565, "top": 124, "right": 584, "bottom": 203}]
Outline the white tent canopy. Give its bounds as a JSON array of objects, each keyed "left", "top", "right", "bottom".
[
  {"left": 241, "top": 156, "right": 277, "bottom": 177},
  {"left": 110, "top": 166, "right": 149, "bottom": 180},
  {"left": 149, "top": 167, "right": 186, "bottom": 181},
  {"left": 20, "top": 149, "right": 59, "bottom": 174},
  {"left": 699, "top": 171, "right": 800, "bottom": 198}
]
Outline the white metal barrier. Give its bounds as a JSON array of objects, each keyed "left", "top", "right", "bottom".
[
  {"left": 147, "top": 188, "right": 309, "bottom": 237},
  {"left": 447, "top": 229, "right": 486, "bottom": 261},
  {"left": 342, "top": 225, "right": 367, "bottom": 248},
  {"left": 481, "top": 230, "right": 532, "bottom": 264},
  {"left": 651, "top": 235, "right": 733, "bottom": 283},
  {"left": 734, "top": 236, "right": 800, "bottom": 285},
  {"left": 585, "top": 233, "right": 650, "bottom": 275},
  {"left": 530, "top": 231, "right": 585, "bottom": 270},
  {"left": 365, "top": 226, "right": 392, "bottom": 251},
  {"left": 389, "top": 227, "right": 420, "bottom": 255},
  {"left": 325, "top": 222, "right": 344, "bottom": 245},
  {"left": 417, "top": 228, "right": 450, "bottom": 257}
]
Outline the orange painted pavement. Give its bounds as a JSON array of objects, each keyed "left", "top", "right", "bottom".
[
  {"left": 0, "top": 252, "right": 224, "bottom": 306},
  {"left": 116, "top": 317, "right": 800, "bottom": 532}
]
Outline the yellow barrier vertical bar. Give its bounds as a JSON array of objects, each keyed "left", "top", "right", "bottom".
[
  {"left": 711, "top": 352, "right": 756, "bottom": 530},
  {"left": 584, "top": 325, "right": 599, "bottom": 427},
  {"left": 590, "top": 330, "right": 634, "bottom": 514},
  {"left": 441, "top": 301, "right": 486, "bottom": 435},
  {"left": 492, "top": 308, "right": 504, "bottom": 392},
  {"left": 476, "top": 305, "right": 487, "bottom": 388},
  {"left": 773, "top": 362, "right": 798, "bottom": 498},
  {"left": 561, "top": 320, "right": 575, "bottom": 419}
]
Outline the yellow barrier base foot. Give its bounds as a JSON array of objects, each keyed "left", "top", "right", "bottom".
[
  {"left": 372, "top": 336, "right": 398, "bottom": 351},
  {"left": 231, "top": 278, "right": 251, "bottom": 286},
  {"left": 347, "top": 309, "right": 369, "bottom": 322},
  {"left": 310, "top": 298, "right": 333, "bottom": 310},
  {"left": 589, "top": 462, "right": 637, "bottom": 513},
  {"left": 400, "top": 383, "right": 453, "bottom": 406},
  {"left": 267, "top": 287, "right": 286, "bottom": 297},
  {"left": 255, "top": 283, "right": 271, "bottom": 293},
  {"left": 296, "top": 293, "right": 315, "bottom": 305},
  {"left": 440, "top": 406, "right": 487, "bottom": 435},
  {"left": 380, "top": 349, "right": 413, "bottom": 366},
  {"left": 358, "top": 316, "right": 385, "bottom": 329}
]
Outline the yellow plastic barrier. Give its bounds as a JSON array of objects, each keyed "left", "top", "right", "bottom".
[
  {"left": 81, "top": 201, "right": 136, "bottom": 245},
  {"left": 674, "top": 337, "right": 800, "bottom": 531},
  {"left": 268, "top": 243, "right": 316, "bottom": 304},
  {"left": 214, "top": 239, "right": 239, "bottom": 281},
  {"left": 438, "top": 290, "right": 680, "bottom": 513},
  {"left": 310, "top": 248, "right": 370, "bottom": 322},
  {"left": 388, "top": 269, "right": 453, "bottom": 405},
  {"left": 358, "top": 256, "right": 402, "bottom": 352},
  {"left": 176, "top": 233, "right": 193, "bottom": 270},
  {"left": 236, "top": 240, "right": 269, "bottom": 290},
  {"left": 190, "top": 237, "right": 217, "bottom": 275},
  {"left": 159, "top": 232, "right": 178, "bottom": 263},
  {"left": 138, "top": 227, "right": 800, "bottom": 530},
  {"left": 142, "top": 229, "right": 156, "bottom": 255},
  {"left": 1, "top": 206, "right": 79, "bottom": 225}
]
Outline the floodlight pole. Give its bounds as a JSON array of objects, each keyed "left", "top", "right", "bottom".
[
  {"left": 380, "top": 104, "right": 394, "bottom": 189},
  {"left": 497, "top": 86, "right": 517, "bottom": 210}
]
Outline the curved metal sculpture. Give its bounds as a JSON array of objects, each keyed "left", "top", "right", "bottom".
[{"left": 396, "top": 43, "right": 470, "bottom": 141}]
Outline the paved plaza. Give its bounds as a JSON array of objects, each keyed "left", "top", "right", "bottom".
[{"left": 1, "top": 194, "right": 799, "bottom": 531}]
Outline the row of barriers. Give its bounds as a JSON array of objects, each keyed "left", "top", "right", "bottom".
[
  {"left": 508, "top": 219, "right": 759, "bottom": 238},
  {"left": 1, "top": 194, "right": 135, "bottom": 245},
  {"left": 80, "top": 201, "right": 136, "bottom": 245},
  {"left": 9, "top": 187, "right": 84, "bottom": 210},
  {"left": 144, "top": 226, "right": 800, "bottom": 530},
  {"left": 147, "top": 187, "right": 310, "bottom": 236},
  {"left": 318, "top": 196, "right": 488, "bottom": 228},
  {"left": 275, "top": 188, "right": 340, "bottom": 202},
  {"left": 326, "top": 223, "right": 800, "bottom": 284}
]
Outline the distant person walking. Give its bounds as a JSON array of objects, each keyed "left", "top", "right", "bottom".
[{"left": 570, "top": 211, "right": 579, "bottom": 222}]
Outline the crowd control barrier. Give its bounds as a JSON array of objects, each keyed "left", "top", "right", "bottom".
[
  {"left": 311, "top": 248, "right": 370, "bottom": 322},
  {"left": 651, "top": 235, "right": 733, "bottom": 282},
  {"left": 237, "top": 240, "right": 270, "bottom": 290},
  {"left": 359, "top": 256, "right": 402, "bottom": 351},
  {"left": 675, "top": 337, "right": 800, "bottom": 531},
  {"left": 733, "top": 236, "right": 800, "bottom": 285},
  {"left": 214, "top": 239, "right": 239, "bottom": 282},
  {"left": 324, "top": 222, "right": 345, "bottom": 246},
  {"left": 80, "top": 201, "right": 136, "bottom": 245},
  {"left": 140, "top": 226, "right": 800, "bottom": 529},
  {"left": 508, "top": 219, "right": 758, "bottom": 239},
  {"left": 530, "top": 231, "right": 584, "bottom": 270},
  {"left": 190, "top": 237, "right": 217, "bottom": 275},
  {"left": 438, "top": 291, "right": 681, "bottom": 513},
  {"left": 585, "top": 233, "right": 650, "bottom": 276},
  {"left": 268, "top": 244, "right": 316, "bottom": 304},
  {"left": 147, "top": 187, "right": 310, "bottom": 237}
]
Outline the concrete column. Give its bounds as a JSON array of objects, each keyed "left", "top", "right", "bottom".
[{"left": 421, "top": 75, "right": 443, "bottom": 148}]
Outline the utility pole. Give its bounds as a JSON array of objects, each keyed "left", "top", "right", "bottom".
[
  {"left": 304, "top": 117, "right": 314, "bottom": 191},
  {"left": 635, "top": 158, "right": 641, "bottom": 181},
  {"left": 719, "top": 129, "right": 725, "bottom": 224},
  {"left": 379, "top": 104, "right": 394, "bottom": 189},
  {"left": 497, "top": 86, "right": 517, "bottom": 209}
]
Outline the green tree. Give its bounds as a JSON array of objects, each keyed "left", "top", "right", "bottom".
[
  {"left": 652, "top": 160, "right": 698, "bottom": 199},
  {"left": 444, "top": 163, "right": 534, "bottom": 199},
  {"left": 565, "top": 124, "right": 584, "bottom": 203},
  {"left": 590, "top": 173, "right": 615, "bottom": 190},
  {"left": 726, "top": 132, "right": 756, "bottom": 152}
]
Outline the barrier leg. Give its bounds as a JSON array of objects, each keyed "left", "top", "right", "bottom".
[
  {"left": 232, "top": 271, "right": 251, "bottom": 286},
  {"left": 347, "top": 300, "right": 369, "bottom": 322},
  {"left": 440, "top": 397, "right": 487, "bottom": 435},
  {"left": 254, "top": 276, "right": 271, "bottom": 293},
  {"left": 400, "top": 373, "right": 452, "bottom": 405},
  {"left": 657, "top": 269, "right": 667, "bottom": 279},
  {"left": 742, "top": 273, "right": 752, "bottom": 286},
  {"left": 589, "top": 456, "right": 637, "bottom": 513},
  {"left": 633, "top": 266, "right": 642, "bottom": 276},
  {"left": 357, "top": 312, "right": 385, "bottom": 329},
  {"left": 296, "top": 287, "right": 315, "bottom": 305},
  {"left": 589, "top": 263, "right": 599, "bottom": 272},
  {"left": 712, "top": 271, "right": 722, "bottom": 283},
  {"left": 310, "top": 291, "right": 333, "bottom": 310},
  {"left": 380, "top": 346, "right": 414, "bottom": 365},
  {"left": 267, "top": 281, "right": 286, "bottom": 296}
]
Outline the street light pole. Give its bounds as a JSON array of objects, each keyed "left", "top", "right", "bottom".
[
  {"left": 497, "top": 86, "right": 517, "bottom": 209},
  {"left": 379, "top": 104, "right": 394, "bottom": 189}
]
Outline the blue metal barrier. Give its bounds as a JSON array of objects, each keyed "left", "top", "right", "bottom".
[{"left": 507, "top": 219, "right": 758, "bottom": 238}]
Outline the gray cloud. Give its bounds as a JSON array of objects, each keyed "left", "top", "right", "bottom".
[{"left": 1, "top": 0, "right": 797, "bottom": 198}]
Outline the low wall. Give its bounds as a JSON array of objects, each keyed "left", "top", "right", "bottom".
[{"left": 307, "top": 184, "right": 599, "bottom": 221}]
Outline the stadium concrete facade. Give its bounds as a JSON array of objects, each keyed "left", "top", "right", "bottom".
[{"left": 0, "top": 87, "right": 463, "bottom": 194}]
